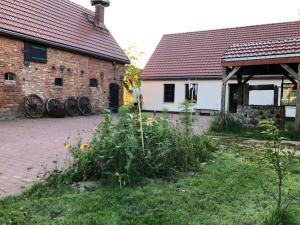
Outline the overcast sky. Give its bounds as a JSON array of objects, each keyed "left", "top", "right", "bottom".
[{"left": 71, "top": 0, "right": 300, "bottom": 68}]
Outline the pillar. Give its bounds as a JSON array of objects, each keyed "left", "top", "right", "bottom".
[
  {"left": 237, "top": 74, "right": 243, "bottom": 106},
  {"left": 296, "top": 63, "right": 300, "bottom": 131},
  {"left": 221, "top": 67, "right": 227, "bottom": 115}
]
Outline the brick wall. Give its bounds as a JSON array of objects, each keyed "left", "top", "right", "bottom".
[{"left": 0, "top": 35, "right": 125, "bottom": 120}]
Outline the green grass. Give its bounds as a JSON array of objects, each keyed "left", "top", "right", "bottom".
[
  {"left": 208, "top": 118, "right": 300, "bottom": 142},
  {"left": 0, "top": 145, "right": 299, "bottom": 225}
]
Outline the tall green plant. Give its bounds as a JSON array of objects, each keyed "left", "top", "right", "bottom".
[
  {"left": 179, "top": 100, "right": 194, "bottom": 135},
  {"left": 260, "top": 120, "right": 295, "bottom": 224}
]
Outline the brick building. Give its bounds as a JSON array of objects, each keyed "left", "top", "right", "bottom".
[{"left": 0, "top": 0, "right": 129, "bottom": 120}]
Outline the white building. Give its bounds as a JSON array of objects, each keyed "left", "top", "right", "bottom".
[{"left": 141, "top": 21, "right": 300, "bottom": 118}]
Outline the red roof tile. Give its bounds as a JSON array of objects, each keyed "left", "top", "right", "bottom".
[
  {"left": 0, "top": 0, "right": 129, "bottom": 64},
  {"left": 142, "top": 21, "right": 300, "bottom": 80},
  {"left": 223, "top": 37, "right": 300, "bottom": 61}
]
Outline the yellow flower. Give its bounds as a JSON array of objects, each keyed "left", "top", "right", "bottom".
[
  {"left": 64, "top": 143, "right": 71, "bottom": 150},
  {"left": 88, "top": 147, "right": 94, "bottom": 153},
  {"left": 93, "top": 127, "right": 99, "bottom": 133},
  {"left": 146, "top": 118, "right": 154, "bottom": 126},
  {"left": 80, "top": 144, "right": 89, "bottom": 152}
]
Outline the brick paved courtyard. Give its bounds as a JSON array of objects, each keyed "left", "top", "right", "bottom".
[{"left": 0, "top": 114, "right": 211, "bottom": 197}]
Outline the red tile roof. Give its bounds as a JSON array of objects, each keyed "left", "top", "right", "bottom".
[
  {"left": 223, "top": 37, "right": 300, "bottom": 61},
  {"left": 0, "top": 0, "right": 129, "bottom": 64},
  {"left": 142, "top": 21, "right": 300, "bottom": 80}
]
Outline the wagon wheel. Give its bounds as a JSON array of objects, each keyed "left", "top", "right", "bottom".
[
  {"left": 46, "top": 98, "right": 62, "bottom": 113},
  {"left": 64, "top": 97, "right": 79, "bottom": 116},
  {"left": 77, "top": 96, "right": 92, "bottom": 115},
  {"left": 24, "top": 94, "right": 45, "bottom": 118}
]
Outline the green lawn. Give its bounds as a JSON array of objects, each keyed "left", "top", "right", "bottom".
[
  {"left": 1, "top": 144, "right": 299, "bottom": 225},
  {"left": 208, "top": 120, "right": 300, "bottom": 142}
]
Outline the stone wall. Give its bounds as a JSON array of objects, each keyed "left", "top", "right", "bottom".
[
  {"left": 235, "top": 105, "right": 285, "bottom": 129},
  {"left": 0, "top": 36, "right": 125, "bottom": 120}
]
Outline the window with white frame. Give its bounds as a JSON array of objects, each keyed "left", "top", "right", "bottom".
[
  {"left": 185, "top": 83, "right": 198, "bottom": 103},
  {"left": 4, "top": 72, "right": 16, "bottom": 81}
]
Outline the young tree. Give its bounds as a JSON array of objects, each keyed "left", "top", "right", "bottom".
[
  {"left": 123, "top": 46, "right": 144, "bottom": 91},
  {"left": 123, "top": 47, "right": 144, "bottom": 105},
  {"left": 260, "top": 120, "right": 296, "bottom": 223},
  {"left": 179, "top": 100, "right": 195, "bottom": 135}
]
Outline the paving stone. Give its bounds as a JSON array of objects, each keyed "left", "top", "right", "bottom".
[
  {"left": 0, "top": 114, "right": 212, "bottom": 197},
  {"left": 0, "top": 116, "right": 102, "bottom": 197}
]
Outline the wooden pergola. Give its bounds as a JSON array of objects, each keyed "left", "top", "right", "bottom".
[{"left": 221, "top": 37, "right": 300, "bottom": 130}]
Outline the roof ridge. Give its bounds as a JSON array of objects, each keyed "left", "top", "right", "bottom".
[{"left": 163, "top": 20, "right": 300, "bottom": 37}]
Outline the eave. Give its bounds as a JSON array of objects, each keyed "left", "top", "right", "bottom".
[
  {"left": 0, "top": 28, "right": 130, "bottom": 65},
  {"left": 141, "top": 75, "right": 222, "bottom": 81},
  {"left": 222, "top": 54, "right": 300, "bottom": 67}
]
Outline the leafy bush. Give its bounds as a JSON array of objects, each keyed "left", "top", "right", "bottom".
[
  {"left": 64, "top": 107, "right": 217, "bottom": 186},
  {"left": 209, "top": 113, "right": 244, "bottom": 133},
  {"left": 209, "top": 113, "right": 300, "bottom": 142},
  {"left": 282, "top": 121, "right": 300, "bottom": 141}
]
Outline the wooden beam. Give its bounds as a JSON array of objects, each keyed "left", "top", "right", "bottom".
[
  {"left": 225, "top": 66, "right": 241, "bottom": 83},
  {"left": 296, "top": 63, "right": 300, "bottom": 131},
  {"left": 243, "top": 84, "right": 249, "bottom": 106},
  {"left": 242, "top": 74, "right": 255, "bottom": 85},
  {"left": 221, "top": 68, "right": 227, "bottom": 115},
  {"left": 274, "top": 86, "right": 279, "bottom": 106},
  {"left": 237, "top": 74, "right": 243, "bottom": 105},
  {"left": 280, "top": 64, "right": 298, "bottom": 83},
  {"left": 249, "top": 85, "right": 275, "bottom": 91},
  {"left": 283, "top": 72, "right": 297, "bottom": 84}
]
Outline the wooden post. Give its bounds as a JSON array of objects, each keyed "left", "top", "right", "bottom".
[
  {"left": 237, "top": 74, "right": 243, "bottom": 106},
  {"left": 243, "top": 84, "right": 249, "bottom": 106},
  {"left": 221, "top": 67, "right": 227, "bottom": 115},
  {"left": 274, "top": 86, "right": 279, "bottom": 106},
  {"left": 137, "top": 93, "right": 145, "bottom": 154},
  {"left": 296, "top": 63, "right": 300, "bottom": 131}
]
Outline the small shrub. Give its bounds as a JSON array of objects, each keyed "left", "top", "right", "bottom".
[
  {"left": 260, "top": 119, "right": 296, "bottom": 224},
  {"left": 63, "top": 107, "right": 217, "bottom": 187},
  {"left": 282, "top": 121, "right": 300, "bottom": 141},
  {"left": 209, "top": 113, "right": 244, "bottom": 132},
  {"left": 173, "top": 134, "right": 217, "bottom": 170},
  {"left": 262, "top": 207, "right": 288, "bottom": 225}
]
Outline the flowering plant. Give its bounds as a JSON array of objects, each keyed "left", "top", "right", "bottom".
[{"left": 64, "top": 107, "right": 217, "bottom": 187}]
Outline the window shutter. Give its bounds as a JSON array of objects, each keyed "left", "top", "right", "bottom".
[
  {"left": 24, "top": 43, "right": 48, "bottom": 64},
  {"left": 31, "top": 45, "right": 47, "bottom": 63},
  {"left": 185, "top": 84, "right": 189, "bottom": 100},
  {"left": 24, "top": 43, "right": 31, "bottom": 62}
]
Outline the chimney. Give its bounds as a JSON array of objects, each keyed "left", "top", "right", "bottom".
[{"left": 91, "top": 0, "right": 110, "bottom": 27}]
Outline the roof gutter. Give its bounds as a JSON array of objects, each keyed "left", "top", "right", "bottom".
[{"left": 0, "top": 28, "right": 130, "bottom": 65}]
